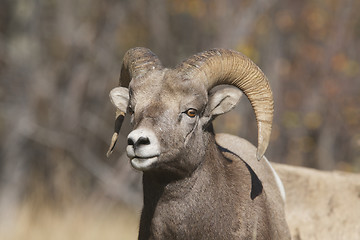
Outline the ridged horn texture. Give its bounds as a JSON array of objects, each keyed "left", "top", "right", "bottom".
[
  {"left": 119, "top": 47, "right": 163, "bottom": 87},
  {"left": 176, "top": 49, "right": 274, "bottom": 160}
]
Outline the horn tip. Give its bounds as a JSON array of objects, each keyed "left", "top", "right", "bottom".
[
  {"left": 256, "top": 140, "right": 268, "bottom": 160},
  {"left": 106, "top": 150, "right": 112, "bottom": 158},
  {"left": 106, "top": 132, "right": 119, "bottom": 158},
  {"left": 256, "top": 150, "right": 264, "bottom": 161}
]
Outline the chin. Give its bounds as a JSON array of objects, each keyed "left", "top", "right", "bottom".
[{"left": 130, "top": 156, "right": 159, "bottom": 171}]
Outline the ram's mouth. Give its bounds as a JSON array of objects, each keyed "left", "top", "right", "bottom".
[{"left": 130, "top": 155, "right": 159, "bottom": 171}]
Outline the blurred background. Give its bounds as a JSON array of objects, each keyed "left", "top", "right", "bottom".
[{"left": 0, "top": 0, "right": 359, "bottom": 239}]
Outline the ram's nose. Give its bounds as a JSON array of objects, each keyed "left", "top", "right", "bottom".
[
  {"left": 126, "top": 128, "right": 160, "bottom": 159},
  {"left": 128, "top": 136, "right": 150, "bottom": 150}
]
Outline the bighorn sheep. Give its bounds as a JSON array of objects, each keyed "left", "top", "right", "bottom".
[{"left": 107, "top": 48, "right": 290, "bottom": 239}]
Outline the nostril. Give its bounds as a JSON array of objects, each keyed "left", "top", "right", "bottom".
[
  {"left": 128, "top": 136, "right": 151, "bottom": 149},
  {"left": 128, "top": 138, "right": 135, "bottom": 146},
  {"left": 136, "top": 136, "right": 150, "bottom": 147}
]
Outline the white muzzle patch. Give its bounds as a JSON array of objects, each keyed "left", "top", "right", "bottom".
[{"left": 126, "top": 128, "right": 160, "bottom": 171}]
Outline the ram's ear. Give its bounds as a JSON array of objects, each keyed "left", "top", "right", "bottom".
[
  {"left": 207, "top": 86, "right": 242, "bottom": 118},
  {"left": 109, "top": 87, "right": 129, "bottom": 113}
]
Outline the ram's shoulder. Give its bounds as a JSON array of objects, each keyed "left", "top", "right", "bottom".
[
  {"left": 215, "top": 133, "right": 257, "bottom": 162},
  {"left": 215, "top": 133, "right": 286, "bottom": 202}
]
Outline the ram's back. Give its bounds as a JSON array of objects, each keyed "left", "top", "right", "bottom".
[{"left": 273, "top": 163, "right": 360, "bottom": 239}]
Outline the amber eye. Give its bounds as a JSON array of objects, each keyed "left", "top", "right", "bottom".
[{"left": 185, "top": 108, "right": 197, "bottom": 118}]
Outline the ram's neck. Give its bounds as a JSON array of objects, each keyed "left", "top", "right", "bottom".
[{"left": 138, "top": 138, "right": 240, "bottom": 240}]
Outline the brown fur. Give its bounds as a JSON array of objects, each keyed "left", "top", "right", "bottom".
[
  {"left": 138, "top": 134, "right": 290, "bottom": 239},
  {"left": 124, "top": 75, "right": 290, "bottom": 239}
]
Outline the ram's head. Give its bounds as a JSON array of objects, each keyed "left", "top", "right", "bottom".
[{"left": 107, "top": 48, "right": 273, "bottom": 177}]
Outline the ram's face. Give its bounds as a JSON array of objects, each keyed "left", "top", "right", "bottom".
[
  {"left": 109, "top": 70, "right": 241, "bottom": 176},
  {"left": 125, "top": 71, "right": 209, "bottom": 176}
]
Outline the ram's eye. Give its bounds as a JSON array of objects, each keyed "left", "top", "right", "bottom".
[{"left": 185, "top": 108, "right": 197, "bottom": 118}]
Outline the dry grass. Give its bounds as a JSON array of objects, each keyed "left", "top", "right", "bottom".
[{"left": 1, "top": 200, "right": 140, "bottom": 240}]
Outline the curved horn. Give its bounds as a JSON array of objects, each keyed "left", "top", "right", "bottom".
[
  {"left": 107, "top": 47, "right": 163, "bottom": 157},
  {"left": 176, "top": 49, "right": 274, "bottom": 160},
  {"left": 119, "top": 47, "right": 163, "bottom": 87}
]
